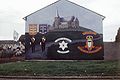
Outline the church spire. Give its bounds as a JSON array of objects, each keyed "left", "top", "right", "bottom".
[{"left": 56, "top": 9, "right": 60, "bottom": 17}]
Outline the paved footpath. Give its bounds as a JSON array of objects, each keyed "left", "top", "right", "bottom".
[{"left": 0, "top": 76, "right": 120, "bottom": 80}]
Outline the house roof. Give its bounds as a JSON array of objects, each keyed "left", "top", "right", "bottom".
[{"left": 23, "top": 0, "right": 105, "bottom": 20}]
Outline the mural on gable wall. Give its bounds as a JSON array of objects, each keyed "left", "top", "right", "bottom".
[{"left": 24, "top": 0, "right": 104, "bottom": 60}]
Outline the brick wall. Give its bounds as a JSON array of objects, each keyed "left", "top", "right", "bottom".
[{"left": 104, "top": 42, "right": 120, "bottom": 60}]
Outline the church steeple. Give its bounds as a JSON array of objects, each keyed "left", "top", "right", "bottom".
[
  {"left": 75, "top": 18, "right": 79, "bottom": 28},
  {"left": 56, "top": 9, "right": 60, "bottom": 17}
]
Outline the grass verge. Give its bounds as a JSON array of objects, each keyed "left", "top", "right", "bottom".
[{"left": 0, "top": 60, "right": 119, "bottom": 76}]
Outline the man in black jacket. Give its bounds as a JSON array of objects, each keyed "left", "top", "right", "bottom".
[
  {"left": 40, "top": 36, "right": 46, "bottom": 52},
  {"left": 30, "top": 36, "right": 36, "bottom": 53}
]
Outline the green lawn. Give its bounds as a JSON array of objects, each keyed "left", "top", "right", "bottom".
[{"left": 0, "top": 60, "right": 119, "bottom": 76}]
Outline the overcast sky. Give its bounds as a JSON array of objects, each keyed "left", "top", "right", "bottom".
[{"left": 0, "top": 0, "right": 120, "bottom": 41}]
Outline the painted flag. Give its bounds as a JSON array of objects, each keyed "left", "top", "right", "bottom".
[{"left": 13, "top": 30, "right": 19, "bottom": 41}]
